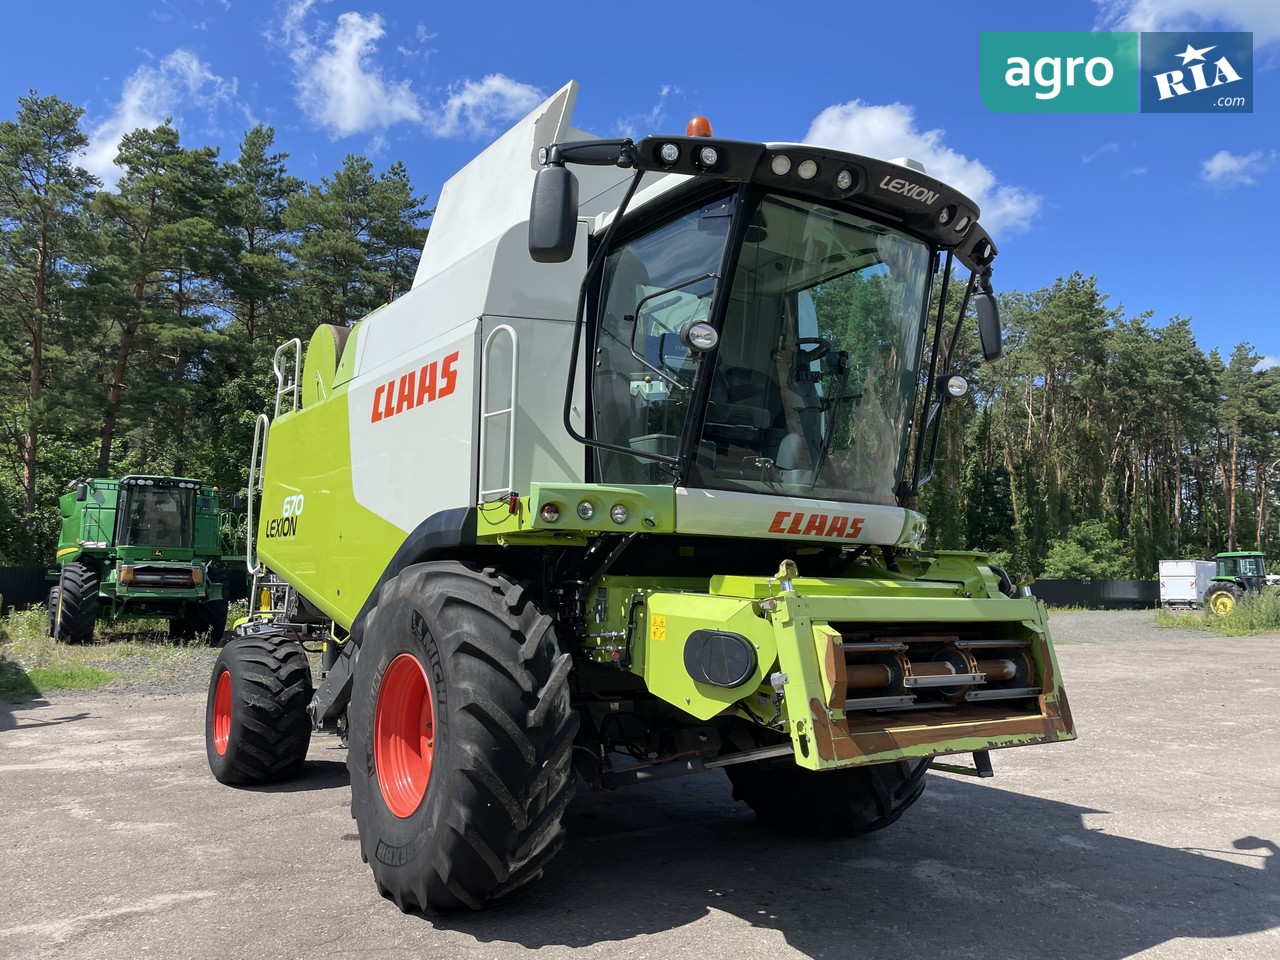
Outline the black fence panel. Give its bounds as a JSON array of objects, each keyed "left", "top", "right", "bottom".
[
  {"left": 1031, "top": 579, "right": 1159, "bottom": 610},
  {"left": 0, "top": 567, "right": 52, "bottom": 612}
]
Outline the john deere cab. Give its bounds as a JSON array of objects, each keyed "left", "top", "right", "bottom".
[
  {"left": 1205, "top": 550, "right": 1268, "bottom": 616},
  {"left": 204, "top": 83, "right": 1075, "bottom": 914},
  {"left": 50, "top": 476, "right": 235, "bottom": 644}
]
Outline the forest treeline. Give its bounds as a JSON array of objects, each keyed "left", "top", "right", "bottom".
[
  {"left": 0, "top": 92, "right": 428, "bottom": 563},
  {"left": 2, "top": 92, "right": 1277, "bottom": 576}
]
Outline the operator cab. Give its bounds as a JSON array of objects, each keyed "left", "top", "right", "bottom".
[
  {"left": 114, "top": 477, "right": 197, "bottom": 549},
  {"left": 534, "top": 129, "right": 997, "bottom": 506},
  {"left": 593, "top": 190, "right": 927, "bottom": 506}
]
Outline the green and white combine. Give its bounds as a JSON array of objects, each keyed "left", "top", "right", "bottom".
[{"left": 204, "top": 83, "right": 1075, "bottom": 913}]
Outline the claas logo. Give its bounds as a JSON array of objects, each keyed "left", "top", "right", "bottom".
[
  {"left": 371, "top": 351, "right": 460, "bottom": 423},
  {"left": 768, "top": 511, "right": 866, "bottom": 539}
]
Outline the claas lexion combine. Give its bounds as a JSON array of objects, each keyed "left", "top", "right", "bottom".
[{"left": 204, "top": 83, "right": 1075, "bottom": 913}]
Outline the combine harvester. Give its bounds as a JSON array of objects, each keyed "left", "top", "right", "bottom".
[
  {"left": 50, "top": 475, "right": 237, "bottom": 644},
  {"left": 205, "top": 83, "right": 1076, "bottom": 912}
]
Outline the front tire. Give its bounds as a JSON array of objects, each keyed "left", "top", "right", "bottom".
[
  {"left": 348, "top": 562, "right": 578, "bottom": 914},
  {"left": 205, "top": 636, "right": 313, "bottom": 784},
  {"left": 727, "top": 757, "right": 931, "bottom": 837},
  {"left": 53, "top": 563, "right": 98, "bottom": 645}
]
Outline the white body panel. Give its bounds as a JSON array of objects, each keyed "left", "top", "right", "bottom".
[
  {"left": 412, "top": 83, "right": 577, "bottom": 289},
  {"left": 1158, "top": 559, "right": 1215, "bottom": 607},
  {"left": 673, "top": 487, "right": 913, "bottom": 546},
  {"left": 478, "top": 314, "right": 586, "bottom": 496},
  {"left": 349, "top": 323, "right": 480, "bottom": 533}
]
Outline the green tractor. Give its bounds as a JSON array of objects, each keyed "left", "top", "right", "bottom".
[
  {"left": 49, "top": 475, "right": 241, "bottom": 644},
  {"left": 1205, "top": 550, "right": 1269, "bottom": 616},
  {"left": 204, "top": 85, "right": 1075, "bottom": 913}
]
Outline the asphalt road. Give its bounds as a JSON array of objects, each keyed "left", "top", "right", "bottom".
[{"left": 2, "top": 610, "right": 1278, "bottom": 960}]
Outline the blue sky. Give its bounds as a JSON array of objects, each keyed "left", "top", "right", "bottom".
[{"left": 3, "top": 0, "right": 1276, "bottom": 365}]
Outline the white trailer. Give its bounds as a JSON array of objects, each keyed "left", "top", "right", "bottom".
[{"left": 1158, "top": 559, "right": 1215, "bottom": 609}]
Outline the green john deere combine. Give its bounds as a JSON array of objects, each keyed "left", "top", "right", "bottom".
[
  {"left": 50, "top": 475, "right": 240, "bottom": 644},
  {"left": 204, "top": 83, "right": 1076, "bottom": 914}
]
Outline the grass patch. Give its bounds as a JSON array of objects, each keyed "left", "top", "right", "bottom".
[
  {"left": 27, "top": 664, "right": 117, "bottom": 691},
  {"left": 1154, "top": 589, "right": 1280, "bottom": 636},
  {"left": 0, "top": 603, "right": 220, "bottom": 702}
]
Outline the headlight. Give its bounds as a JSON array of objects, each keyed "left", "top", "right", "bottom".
[
  {"left": 943, "top": 375, "right": 969, "bottom": 399},
  {"left": 680, "top": 321, "right": 719, "bottom": 352},
  {"left": 610, "top": 504, "right": 630, "bottom": 524},
  {"left": 119, "top": 565, "right": 134, "bottom": 583}
]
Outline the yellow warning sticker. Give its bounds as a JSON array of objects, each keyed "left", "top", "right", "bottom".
[{"left": 650, "top": 615, "right": 667, "bottom": 641}]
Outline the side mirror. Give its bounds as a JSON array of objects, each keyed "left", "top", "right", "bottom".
[
  {"left": 529, "top": 165, "right": 579, "bottom": 263},
  {"left": 75, "top": 483, "right": 88, "bottom": 501},
  {"left": 229, "top": 493, "right": 245, "bottom": 511},
  {"left": 974, "top": 290, "right": 1002, "bottom": 361}
]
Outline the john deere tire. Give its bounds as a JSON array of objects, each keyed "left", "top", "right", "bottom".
[
  {"left": 727, "top": 756, "right": 931, "bottom": 837},
  {"left": 52, "top": 563, "right": 98, "bottom": 645},
  {"left": 205, "top": 637, "right": 313, "bottom": 785},
  {"left": 1206, "top": 586, "right": 1241, "bottom": 617},
  {"left": 348, "top": 562, "right": 578, "bottom": 914},
  {"left": 46, "top": 586, "right": 59, "bottom": 638},
  {"left": 171, "top": 599, "right": 230, "bottom": 645}
]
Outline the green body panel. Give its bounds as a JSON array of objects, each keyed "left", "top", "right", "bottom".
[
  {"left": 583, "top": 552, "right": 1074, "bottom": 771},
  {"left": 255, "top": 384, "right": 407, "bottom": 630},
  {"left": 477, "top": 483, "right": 676, "bottom": 544}
]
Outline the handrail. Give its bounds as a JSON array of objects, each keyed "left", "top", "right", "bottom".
[
  {"left": 478, "top": 324, "right": 519, "bottom": 501},
  {"left": 273, "top": 338, "right": 302, "bottom": 417},
  {"left": 246, "top": 413, "right": 270, "bottom": 575}
]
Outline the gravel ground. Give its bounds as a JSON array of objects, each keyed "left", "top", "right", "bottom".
[
  {"left": 1046, "top": 607, "right": 1207, "bottom": 644},
  {"left": 3, "top": 607, "right": 1278, "bottom": 960}
]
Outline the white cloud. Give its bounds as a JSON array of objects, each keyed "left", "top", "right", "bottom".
[
  {"left": 283, "top": 6, "right": 421, "bottom": 136},
  {"left": 1095, "top": 0, "right": 1280, "bottom": 44},
  {"left": 397, "top": 22, "right": 438, "bottom": 57},
  {"left": 1257, "top": 356, "right": 1280, "bottom": 371},
  {"left": 1200, "top": 149, "right": 1271, "bottom": 186},
  {"left": 1083, "top": 142, "right": 1120, "bottom": 163},
  {"left": 803, "top": 100, "right": 1042, "bottom": 235},
  {"left": 615, "top": 86, "right": 679, "bottom": 140},
  {"left": 425, "top": 75, "right": 544, "bottom": 138},
  {"left": 84, "top": 48, "right": 236, "bottom": 187},
  {"left": 277, "top": 4, "right": 539, "bottom": 140}
]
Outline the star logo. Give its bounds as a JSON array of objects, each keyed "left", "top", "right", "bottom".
[{"left": 1175, "top": 43, "right": 1216, "bottom": 65}]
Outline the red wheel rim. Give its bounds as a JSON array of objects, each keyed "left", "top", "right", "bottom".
[
  {"left": 375, "top": 653, "right": 435, "bottom": 818},
  {"left": 213, "top": 670, "right": 232, "bottom": 756}
]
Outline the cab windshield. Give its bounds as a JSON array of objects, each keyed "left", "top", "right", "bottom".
[
  {"left": 116, "top": 485, "right": 194, "bottom": 549},
  {"left": 592, "top": 191, "right": 931, "bottom": 505}
]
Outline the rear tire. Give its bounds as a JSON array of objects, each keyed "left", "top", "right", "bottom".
[
  {"left": 727, "top": 757, "right": 931, "bottom": 837},
  {"left": 348, "top": 562, "right": 578, "bottom": 914},
  {"left": 1206, "top": 585, "right": 1241, "bottom": 617},
  {"left": 171, "top": 599, "right": 229, "bottom": 645},
  {"left": 205, "top": 636, "right": 313, "bottom": 784},
  {"left": 53, "top": 563, "right": 98, "bottom": 645}
]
